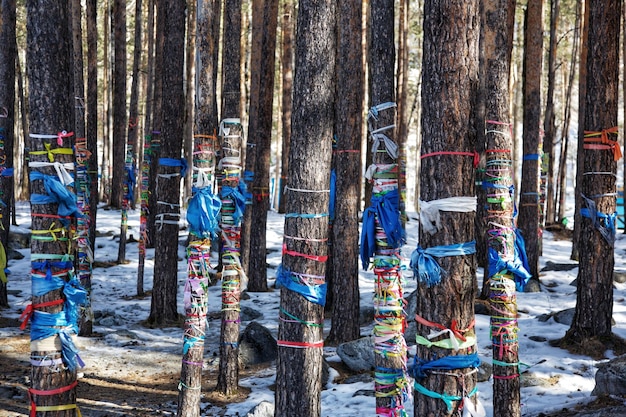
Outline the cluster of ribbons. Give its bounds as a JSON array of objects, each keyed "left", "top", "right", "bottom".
[
  {"left": 138, "top": 133, "right": 157, "bottom": 264},
  {"left": 360, "top": 102, "right": 409, "bottom": 417},
  {"left": 483, "top": 123, "right": 527, "bottom": 387},
  {"left": 24, "top": 130, "right": 88, "bottom": 416},
  {"left": 580, "top": 127, "right": 621, "bottom": 246},
  {"left": 73, "top": 137, "right": 93, "bottom": 305},
  {"left": 217, "top": 119, "right": 248, "bottom": 354}
]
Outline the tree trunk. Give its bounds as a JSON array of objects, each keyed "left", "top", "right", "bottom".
[
  {"left": 415, "top": 1, "right": 479, "bottom": 416},
  {"left": 138, "top": 0, "right": 156, "bottom": 295},
  {"left": 564, "top": 0, "right": 620, "bottom": 345},
  {"left": 482, "top": 1, "right": 520, "bottom": 416},
  {"left": 275, "top": 2, "right": 335, "bottom": 415},
  {"left": 246, "top": 0, "right": 279, "bottom": 292},
  {"left": 326, "top": 0, "right": 363, "bottom": 345},
  {"left": 396, "top": 0, "right": 409, "bottom": 223},
  {"left": 543, "top": 0, "right": 559, "bottom": 226},
  {"left": 0, "top": 0, "right": 16, "bottom": 308},
  {"left": 557, "top": 0, "right": 581, "bottom": 223},
  {"left": 148, "top": 0, "right": 187, "bottom": 326},
  {"left": 216, "top": 0, "right": 244, "bottom": 397},
  {"left": 111, "top": 0, "right": 127, "bottom": 210},
  {"left": 518, "top": 0, "right": 543, "bottom": 287},
  {"left": 182, "top": 1, "right": 196, "bottom": 203},
  {"left": 367, "top": 1, "right": 410, "bottom": 415},
  {"left": 119, "top": 0, "right": 143, "bottom": 265},
  {"left": 26, "top": 1, "right": 82, "bottom": 415},
  {"left": 278, "top": 0, "right": 294, "bottom": 215},
  {"left": 240, "top": 0, "right": 264, "bottom": 278},
  {"left": 86, "top": 0, "right": 99, "bottom": 257},
  {"left": 71, "top": 0, "right": 94, "bottom": 336}
]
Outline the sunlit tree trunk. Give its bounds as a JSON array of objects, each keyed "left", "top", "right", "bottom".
[
  {"left": 563, "top": 0, "right": 621, "bottom": 347},
  {"left": 415, "top": 1, "right": 480, "bottom": 415},
  {"left": 278, "top": 0, "right": 294, "bottom": 215},
  {"left": 518, "top": 0, "right": 543, "bottom": 288},
  {"left": 148, "top": 0, "right": 187, "bottom": 326},
  {"left": 26, "top": 1, "right": 83, "bottom": 415},
  {"left": 111, "top": 0, "right": 127, "bottom": 210},
  {"left": 326, "top": 0, "right": 363, "bottom": 345},
  {"left": 86, "top": 0, "right": 99, "bottom": 257},
  {"left": 275, "top": 2, "right": 335, "bottom": 415}
]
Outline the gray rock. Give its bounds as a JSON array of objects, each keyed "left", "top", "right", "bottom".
[
  {"left": 337, "top": 336, "right": 375, "bottom": 372},
  {"left": 553, "top": 308, "right": 575, "bottom": 326},
  {"left": 240, "top": 306, "right": 264, "bottom": 321},
  {"left": 359, "top": 306, "right": 375, "bottom": 325},
  {"left": 592, "top": 355, "right": 626, "bottom": 396},
  {"left": 245, "top": 400, "right": 274, "bottom": 417},
  {"left": 541, "top": 261, "right": 578, "bottom": 272},
  {"left": 352, "top": 389, "right": 376, "bottom": 397},
  {"left": 344, "top": 373, "right": 374, "bottom": 384},
  {"left": 9, "top": 227, "right": 30, "bottom": 249},
  {"left": 614, "top": 271, "right": 626, "bottom": 284},
  {"left": 524, "top": 279, "right": 542, "bottom": 293},
  {"left": 7, "top": 248, "right": 24, "bottom": 260},
  {"left": 528, "top": 335, "right": 547, "bottom": 343},
  {"left": 238, "top": 321, "right": 277, "bottom": 367},
  {"left": 520, "top": 372, "right": 556, "bottom": 388},
  {"left": 404, "top": 290, "right": 417, "bottom": 321},
  {"left": 477, "top": 360, "right": 492, "bottom": 383},
  {"left": 403, "top": 321, "right": 416, "bottom": 346}
]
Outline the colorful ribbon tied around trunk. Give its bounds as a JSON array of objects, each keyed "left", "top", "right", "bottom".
[
  {"left": 29, "top": 172, "right": 82, "bottom": 226},
  {"left": 487, "top": 247, "right": 532, "bottom": 291},
  {"left": 220, "top": 182, "right": 249, "bottom": 224},
  {"left": 275, "top": 264, "right": 327, "bottom": 306},
  {"left": 410, "top": 241, "right": 476, "bottom": 287},
  {"left": 187, "top": 186, "right": 221, "bottom": 239}
]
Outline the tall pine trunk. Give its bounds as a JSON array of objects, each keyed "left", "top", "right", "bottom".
[
  {"left": 326, "top": 0, "right": 363, "bottom": 345},
  {"left": 148, "top": 0, "right": 187, "bottom": 326},
  {"left": 518, "top": 0, "right": 543, "bottom": 288},
  {"left": 0, "top": 0, "right": 16, "bottom": 308},
  {"left": 414, "top": 1, "right": 480, "bottom": 415},
  {"left": 482, "top": 1, "right": 521, "bottom": 416},
  {"left": 275, "top": 2, "right": 335, "bottom": 415},
  {"left": 563, "top": 0, "right": 621, "bottom": 349},
  {"left": 278, "top": 0, "right": 294, "bottom": 215},
  {"left": 216, "top": 0, "right": 244, "bottom": 396},
  {"left": 26, "top": 1, "right": 84, "bottom": 415}
]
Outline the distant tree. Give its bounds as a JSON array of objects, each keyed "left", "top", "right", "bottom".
[
  {"left": 86, "top": 0, "right": 99, "bottom": 256},
  {"left": 117, "top": 0, "right": 143, "bottom": 264},
  {"left": 111, "top": 0, "right": 127, "bottom": 209},
  {"left": 278, "top": 0, "right": 294, "bottom": 215},
  {"left": 543, "top": 0, "right": 559, "bottom": 225},
  {"left": 247, "top": 0, "right": 279, "bottom": 292},
  {"left": 26, "top": 1, "right": 84, "bottom": 415},
  {"left": 326, "top": 0, "right": 363, "bottom": 345},
  {"left": 275, "top": 1, "right": 335, "bottom": 415},
  {"left": 0, "top": 0, "right": 16, "bottom": 308},
  {"left": 148, "top": 0, "right": 187, "bottom": 326},
  {"left": 414, "top": 0, "right": 480, "bottom": 415},
  {"left": 562, "top": 0, "right": 622, "bottom": 352},
  {"left": 518, "top": 0, "right": 543, "bottom": 288}
]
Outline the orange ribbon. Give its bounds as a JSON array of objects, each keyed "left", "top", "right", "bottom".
[{"left": 584, "top": 126, "right": 621, "bottom": 161}]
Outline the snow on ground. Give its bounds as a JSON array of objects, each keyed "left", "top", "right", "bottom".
[{"left": 2, "top": 201, "right": 626, "bottom": 416}]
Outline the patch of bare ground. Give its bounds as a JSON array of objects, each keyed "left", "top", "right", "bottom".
[{"left": 0, "top": 334, "right": 262, "bottom": 416}]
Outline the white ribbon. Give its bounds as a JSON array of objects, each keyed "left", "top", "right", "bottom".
[
  {"left": 419, "top": 197, "right": 477, "bottom": 235},
  {"left": 29, "top": 161, "right": 75, "bottom": 186}
]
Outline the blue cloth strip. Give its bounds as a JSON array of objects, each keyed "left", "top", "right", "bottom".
[
  {"left": 412, "top": 352, "right": 481, "bottom": 379},
  {"left": 29, "top": 171, "right": 82, "bottom": 225},
  {"left": 187, "top": 186, "right": 221, "bottom": 238},
  {"left": 580, "top": 194, "right": 616, "bottom": 246},
  {"left": 523, "top": 153, "right": 540, "bottom": 161},
  {"left": 410, "top": 241, "right": 476, "bottom": 287},
  {"left": 1, "top": 168, "right": 13, "bottom": 177},
  {"left": 220, "top": 182, "right": 249, "bottom": 224},
  {"left": 275, "top": 264, "right": 327, "bottom": 306},
  {"left": 159, "top": 157, "right": 188, "bottom": 176},
  {"left": 360, "top": 189, "right": 405, "bottom": 269}
]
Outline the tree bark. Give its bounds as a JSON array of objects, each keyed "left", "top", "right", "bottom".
[
  {"left": 275, "top": 2, "right": 335, "bottom": 414},
  {"left": 326, "top": 0, "right": 363, "bottom": 345},
  {"left": 518, "top": 0, "right": 543, "bottom": 287},
  {"left": 138, "top": 0, "right": 156, "bottom": 295},
  {"left": 0, "top": 0, "right": 16, "bottom": 308},
  {"left": 278, "top": 0, "right": 294, "bottom": 215},
  {"left": 148, "top": 0, "right": 187, "bottom": 326},
  {"left": 543, "top": 0, "right": 559, "bottom": 226},
  {"left": 86, "top": 0, "right": 99, "bottom": 258},
  {"left": 111, "top": 0, "right": 127, "bottom": 210},
  {"left": 216, "top": 0, "right": 244, "bottom": 397},
  {"left": 564, "top": 0, "right": 620, "bottom": 344},
  {"left": 246, "top": 0, "right": 279, "bottom": 292},
  {"left": 482, "top": 1, "right": 520, "bottom": 416},
  {"left": 26, "top": 1, "right": 80, "bottom": 415},
  {"left": 415, "top": 1, "right": 480, "bottom": 416}
]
